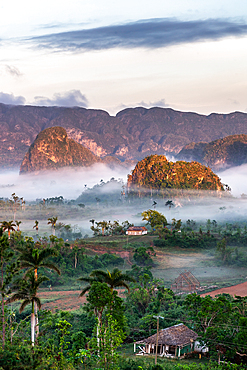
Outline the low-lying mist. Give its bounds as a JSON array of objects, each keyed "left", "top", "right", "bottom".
[
  {"left": 0, "top": 164, "right": 132, "bottom": 200},
  {"left": 1, "top": 163, "right": 247, "bottom": 234}
]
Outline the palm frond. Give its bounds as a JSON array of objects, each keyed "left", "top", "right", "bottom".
[
  {"left": 39, "top": 263, "right": 61, "bottom": 275},
  {"left": 79, "top": 285, "right": 91, "bottom": 297},
  {"left": 20, "top": 299, "right": 31, "bottom": 313}
]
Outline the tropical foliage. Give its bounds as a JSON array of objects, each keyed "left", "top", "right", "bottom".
[{"left": 128, "top": 155, "right": 224, "bottom": 194}]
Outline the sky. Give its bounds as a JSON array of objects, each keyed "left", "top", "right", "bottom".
[{"left": 0, "top": 1, "right": 247, "bottom": 115}]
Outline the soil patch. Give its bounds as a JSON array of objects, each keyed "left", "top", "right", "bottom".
[
  {"left": 39, "top": 290, "right": 86, "bottom": 311},
  {"left": 200, "top": 281, "right": 247, "bottom": 297},
  {"left": 39, "top": 288, "right": 127, "bottom": 311}
]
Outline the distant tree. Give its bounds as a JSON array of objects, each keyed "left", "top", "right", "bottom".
[
  {"left": 47, "top": 217, "right": 58, "bottom": 236},
  {"left": 165, "top": 200, "right": 174, "bottom": 209},
  {"left": 10, "top": 193, "right": 20, "bottom": 221},
  {"left": 1, "top": 220, "right": 16, "bottom": 239},
  {"left": 152, "top": 201, "right": 157, "bottom": 209},
  {"left": 142, "top": 209, "right": 167, "bottom": 230},
  {"left": 33, "top": 220, "right": 39, "bottom": 235},
  {"left": 15, "top": 220, "right": 22, "bottom": 231}
]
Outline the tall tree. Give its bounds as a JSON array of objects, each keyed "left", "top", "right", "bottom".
[
  {"left": 6, "top": 271, "right": 48, "bottom": 346},
  {"left": 90, "top": 268, "right": 135, "bottom": 292},
  {"left": 18, "top": 242, "right": 60, "bottom": 336},
  {"left": 78, "top": 268, "right": 134, "bottom": 296},
  {"left": 0, "top": 228, "right": 19, "bottom": 348}
]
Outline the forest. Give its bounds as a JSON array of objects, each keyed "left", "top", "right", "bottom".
[{"left": 0, "top": 206, "right": 247, "bottom": 370}]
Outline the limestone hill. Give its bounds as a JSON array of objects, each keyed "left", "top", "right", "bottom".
[
  {"left": 20, "top": 126, "right": 101, "bottom": 173},
  {"left": 127, "top": 154, "right": 224, "bottom": 192},
  {"left": 178, "top": 134, "right": 247, "bottom": 170}
]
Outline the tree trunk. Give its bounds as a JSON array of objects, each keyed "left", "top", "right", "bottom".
[
  {"left": 35, "top": 303, "right": 39, "bottom": 337},
  {"left": 31, "top": 312, "right": 35, "bottom": 346},
  {"left": 1, "top": 257, "right": 5, "bottom": 348}
]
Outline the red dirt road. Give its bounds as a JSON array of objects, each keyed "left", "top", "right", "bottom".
[{"left": 201, "top": 281, "right": 247, "bottom": 298}]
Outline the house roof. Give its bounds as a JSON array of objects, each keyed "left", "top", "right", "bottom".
[
  {"left": 127, "top": 226, "right": 147, "bottom": 231},
  {"left": 174, "top": 271, "right": 200, "bottom": 287},
  {"left": 136, "top": 324, "right": 198, "bottom": 346}
]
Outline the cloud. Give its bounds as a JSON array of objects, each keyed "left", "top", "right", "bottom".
[
  {"left": 5, "top": 65, "right": 22, "bottom": 77},
  {"left": 33, "top": 90, "right": 88, "bottom": 107},
  {"left": 0, "top": 92, "right": 26, "bottom": 105},
  {"left": 30, "top": 18, "right": 247, "bottom": 52},
  {"left": 117, "top": 98, "right": 169, "bottom": 111}
]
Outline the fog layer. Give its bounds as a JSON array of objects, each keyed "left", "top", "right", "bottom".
[{"left": 0, "top": 164, "right": 131, "bottom": 200}]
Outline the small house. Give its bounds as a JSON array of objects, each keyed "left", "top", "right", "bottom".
[
  {"left": 126, "top": 226, "right": 148, "bottom": 236},
  {"left": 134, "top": 323, "right": 198, "bottom": 358},
  {"left": 171, "top": 270, "right": 200, "bottom": 293}
]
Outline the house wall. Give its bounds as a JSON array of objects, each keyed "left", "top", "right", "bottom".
[{"left": 176, "top": 343, "right": 192, "bottom": 357}]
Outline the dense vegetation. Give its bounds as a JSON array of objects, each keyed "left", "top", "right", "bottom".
[
  {"left": 128, "top": 155, "right": 224, "bottom": 195},
  {"left": 0, "top": 214, "right": 247, "bottom": 369}
]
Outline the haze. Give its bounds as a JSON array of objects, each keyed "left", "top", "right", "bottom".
[{"left": 0, "top": 164, "right": 247, "bottom": 233}]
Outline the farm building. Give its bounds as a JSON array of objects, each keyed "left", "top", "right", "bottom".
[
  {"left": 134, "top": 323, "right": 198, "bottom": 358},
  {"left": 171, "top": 270, "right": 200, "bottom": 293},
  {"left": 126, "top": 226, "right": 148, "bottom": 235}
]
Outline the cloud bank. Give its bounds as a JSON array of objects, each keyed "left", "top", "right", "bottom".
[
  {"left": 0, "top": 92, "right": 26, "bottom": 105},
  {"left": 33, "top": 90, "right": 88, "bottom": 107},
  {"left": 31, "top": 18, "right": 247, "bottom": 52}
]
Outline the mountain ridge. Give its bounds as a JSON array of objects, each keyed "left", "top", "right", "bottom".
[
  {"left": 177, "top": 134, "right": 247, "bottom": 170},
  {"left": 1, "top": 103, "right": 247, "bottom": 169}
]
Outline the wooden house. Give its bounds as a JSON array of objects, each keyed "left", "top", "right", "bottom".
[
  {"left": 126, "top": 226, "right": 148, "bottom": 235},
  {"left": 171, "top": 270, "right": 200, "bottom": 293},
  {"left": 134, "top": 323, "right": 198, "bottom": 358}
]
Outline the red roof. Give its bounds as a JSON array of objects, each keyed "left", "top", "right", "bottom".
[{"left": 127, "top": 226, "right": 147, "bottom": 231}]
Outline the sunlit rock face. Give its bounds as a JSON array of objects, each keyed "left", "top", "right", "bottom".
[
  {"left": 128, "top": 154, "right": 224, "bottom": 192},
  {"left": 20, "top": 126, "right": 101, "bottom": 174}
]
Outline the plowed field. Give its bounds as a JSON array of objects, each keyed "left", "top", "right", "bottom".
[
  {"left": 201, "top": 281, "right": 247, "bottom": 297},
  {"left": 39, "top": 290, "right": 86, "bottom": 311}
]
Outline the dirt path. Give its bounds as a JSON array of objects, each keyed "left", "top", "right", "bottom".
[{"left": 201, "top": 281, "right": 247, "bottom": 297}]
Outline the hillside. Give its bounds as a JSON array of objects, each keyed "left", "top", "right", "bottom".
[
  {"left": 20, "top": 126, "right": 101, "bottom": 173},
  {"left": 2, "top": 103, "right": 247, "bottom": 168},
  {"left": 178, "top": 134, "right": 247, "bottom": 170},
  {"left": 127, "top": 154, "right": 224, "bottom": 192}
]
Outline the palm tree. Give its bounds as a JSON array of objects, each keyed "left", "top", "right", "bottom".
[
  {"left": 11, "top": 193, "right": 20, "bottom": 221},
  {"left": 19, "top": 245, "right": 61, "bottom": 279},
  {"left": 33, "top": 220, "right": 39, "bottom": 235},
  {"left": 165, "top": 200, "right": 174, "bottom": 210},
  {"left": 18, "top": 244, "right": 60, "bottom": 336},
  {"left": 6, "top": 272, "right": 48, "bottom": 346},
  {"left": 90, "top": 268, "right": 135, "bottom": 292},
  {"left": 78, "top": 268, "right": 135, "bottom": 296},
  {"left": 1, "top": 221, "right": 16, "bottom": 239},
  {"left": 15, "top": 220, "right": 21, "bottom": 232},
  {"left": 47, "top": 217, "right": 58, "bottom": 236}
]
